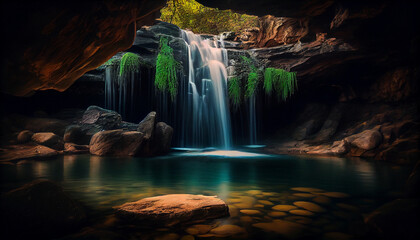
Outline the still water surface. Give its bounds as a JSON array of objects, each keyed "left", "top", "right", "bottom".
[{"left": 0, "top": 151, "right": 410, "bottom": 239}]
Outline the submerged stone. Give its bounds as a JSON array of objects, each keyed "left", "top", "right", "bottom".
[
  {"left": 321, "top": 192, "right": 350, "bottom": 198},
  {"left": 209, "top": 224, "right": 246, "bottom": 237},
  {"left": 313, "top": 195, "right": 332, "bottom": 205},
  {"left": 115, "top": 194, "right": 228, "bottom": 226},
  {"left": 253, "top": 220, "right": 313, "bottom": 239},
  {"left": 272, "top": 205, "right": 297, "bottom": 211},
  {"left": 268, "top": 211, "right": 287, "bottom": 217},
  {"left": 289, "top": 209, "right": 315, "bottom": 216},
  {"left": 293, "top": 201, "right": 326, "bottom": 213},
  {"left": 290, "top": 187, "right": 324, "bottom": 192},
  {"left": 240, "top": 209, "right": 262, "bottom": 215}
]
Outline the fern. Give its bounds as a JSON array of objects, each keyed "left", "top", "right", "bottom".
[
  {"left": 228, "top": 77, "right": 241, "bottom": 106},
  {"left": 240, "top": 56, "right": 260, "bottom": 98},
  {"left": 119, "top": 52, "right": 141, "bottom": 76},
  {"left": 155, "top": 37, "right": 181, "bottom": 100},
  {"left": 264, "top": 68, "right": 297, "bottom": 101}
]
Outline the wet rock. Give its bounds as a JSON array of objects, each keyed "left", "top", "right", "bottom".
[
  {"left": 115, "top": 194, "right": 229, "bottom": 226},
  {"left": 293, "top": 193, "right": 315, "bottom": 198},
  {"left": 32, "top": 132, "right": 64, "bottom": 150},
  {"left": 291, "top": 187, "right": 324, "bottom": 192},
  {"left": 258, "top": 200, "right": 274, "bottom": 205},
  {"left": 313, "top": 104, "right": 344, "bottom": 142},
  {"left": 365, "top": 199, "right": 420, "bottom": 240},
  {"left": 0, "top": 180, "right": 86, "bottom": 239},
  {"left": 90, "top": 130, "right": 144, "bottom": 156},
  {"left": 64, "top": 143, "right": 90, "bottom": 154},
  {"left": 269, "top": 211, "right": 287, "bottom": 217},
  {"left": 17, "top": 130, "right": 33, "bottom": 143},
  {"left": 321, "top": 192, "right": 349, "bottom": 198},
  {"left": 209, "top": 224, "right": 246, "bottom": 237},
  {"left": 272, "top": 205, "right": 298, "bottom": 211},
  {"left": 0, "top": 145, "right": 59, "bottom": 161},
  {"left": 81, "top": 105, "right": 122, "bottom": 130},
  {"left": 253, "top": 220, "right": 314, "bottom": 239},
  {"left": 240, "top": 209, "right": 262, "bottom": 215},
  {"left": 137, "top": 111, "right": 156, "bottom": 139},
  {"left": 153, "top": 122, "right": 174, "bottom": 155},
  {"left": 293, "top": 201, "right": 326, "bottom": 213},
  {"left": 313, "top": 196, "right": 332, "bottom": 205},
  {"left": 345, "top": 129, "right": 382, "bottom": 150},
  {"left": 289, "top": 209, "right": 315, "bottom": 216},
  {"left": 64, "top": 125, "right": 85, "bottom": 144}
]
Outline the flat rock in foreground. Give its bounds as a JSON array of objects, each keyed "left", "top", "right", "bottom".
[{"left": 115, "top": 194, "right": 229, "bottom": 226}]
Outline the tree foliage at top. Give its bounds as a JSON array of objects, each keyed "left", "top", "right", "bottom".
[{"left": 160, "top": 0, "right": 258, "bottom": 35}]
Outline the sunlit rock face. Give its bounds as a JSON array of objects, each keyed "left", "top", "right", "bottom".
[{"left": 1, "top": 0, "right": 166, "bottom": 96}]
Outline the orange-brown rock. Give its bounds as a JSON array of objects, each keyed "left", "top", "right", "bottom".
[
  {"left": 2, "top": 0, "right": 166, "bottom": 96},
  {"left": 115, "top": 194, "right": 229, "bottom": 226},
  {"left": 243, "top": 15, "right": 308, "bottom": 48}
]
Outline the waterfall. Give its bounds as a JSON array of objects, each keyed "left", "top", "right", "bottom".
[
  {"left": 249, "top": 94, "right": 257, "bottom": 145},
  {"left": 180, "top": 30, "right": 232, "bottom": 149}
]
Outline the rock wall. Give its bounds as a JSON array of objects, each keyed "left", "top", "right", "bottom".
[{"left": 1, "top": 0, "right": 166, "bottom": 96}]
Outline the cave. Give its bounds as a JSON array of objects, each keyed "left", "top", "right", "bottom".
[{"left": 0, "top": 0, "right": 419, "bottom": 239}]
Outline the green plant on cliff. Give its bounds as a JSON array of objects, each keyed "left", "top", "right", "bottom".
[
  {"left": 228, "top": 76, "right": 241, "bottom": 106},
  {"left": 155, "top": 37, "right": 181, "bottom": 100},
  {"left": 264, "top": 68, "right": 297, "bottom": 101},
  {"left": 119, "top": 52, "right": 142, "bottom": 76},
  {"left": 160, "top": 0, "right": 258, "bottom": 35},
  {"left": 240, "top": 56, "right": 260, "bottom": 98}
]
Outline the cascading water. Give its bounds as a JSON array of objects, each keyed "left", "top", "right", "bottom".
[{"left": 180, "top": 30, "right": 232, "bottom": 149}]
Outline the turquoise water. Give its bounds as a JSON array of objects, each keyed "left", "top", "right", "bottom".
[{"left": 0, "top": 151, "right": 410, "bottom": 239}]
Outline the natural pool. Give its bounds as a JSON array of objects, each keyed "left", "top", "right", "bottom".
[{"left": 0, "top": 150, "right": 410, "bottom": 239}]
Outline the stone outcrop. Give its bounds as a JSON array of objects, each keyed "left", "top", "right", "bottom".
[
  {"left": 2, "top": 0, "right": 167, "bottom": 96},
  {"left": 0, "top": 144, "right": 59, "bottom": 162},
  {"left": 153, "top": 122, "right": 174, "bottom": 155},
  {"left": 16, "top": 130, "right": 34, "bottom": 143},
  {"left": 115, "top": 194, "right": 229, "bottom": 226},
  {"left": 81, "top": 105, "right": 122, "bottom": 130},
  {"left": 89, "top": 130, "right": 144, "bottom": 156},
  {"left": 137, "top": 111, "right": 156, "bottom": 139},
  {"left": 31, "top": 132, "right": 64, "bottom": 150},
  {"left": 0, "top": 180, "right": 86, "bottom": 238},
  {"left": 345, "top": 129, "right": 382, "bottom": 150}
]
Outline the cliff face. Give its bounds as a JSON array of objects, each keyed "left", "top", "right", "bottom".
[{"left": 1, "top": 0, "right": 166, "bottom": 96}]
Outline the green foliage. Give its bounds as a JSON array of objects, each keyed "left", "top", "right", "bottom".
[
  {"left": 160, "top": 0, "right": 258, "bottom": 35},
  {"left": 228, "top": 77, "right": 241, "bottom": 106},
  {"left": 155, "top": 37, "right": 181, "bottom": 100},
  {"left": 240, "top": 56, "right": 260, "bottom": 98},
  {"left": 119, "top": 53, "right": 141, "bottom": 76},
  {"left": 263, "top": 68, "right": 297, "bottom": 101}
]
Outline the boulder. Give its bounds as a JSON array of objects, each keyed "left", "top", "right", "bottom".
[
  {"left": 153, "top": 122, "right": 173, "bottom": 154},
  {"left": 17, "top": 130, "right": 34, "bottom": 143},
  {"left": 365, "top": 199, "right": 420, "bottom": 240},
  {"left": 89, "top": 130, "right": 144, "bottom": 156},
  {"left": 346, "top": 129, "right": 382, "bottom": 150},
  {"left": 313, "top": 104, "right": 343, "bottom": 142},
  {"left": 137, "top": 111, "right": 156, "bottom": 139},
  {"left": 115, "top": 194, "right": 229, "bottom": 226},
  {"left": 64, "top": 143, "right": 90, "bottom": 154},
  {"left": 63, "top": 125, "right": 85, "bottom": 144},
  {"left": 31, "top": 132, "right": 64, "bottom": 150},
  {"left": 81, "top": 105, "right": 122, "bottom": 130},
  {"left": 0, "top": 180, "right": 86, "bottom": 239}
]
